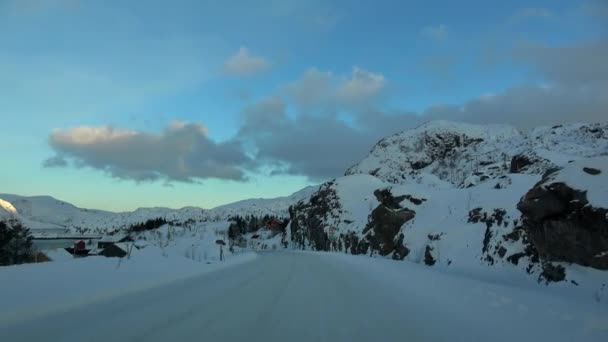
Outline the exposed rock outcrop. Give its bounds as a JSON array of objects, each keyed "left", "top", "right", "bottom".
[
  {"left": 517, "top": 168, "right": 608, "bottom": 270},
  {"left": 289, "top": 184, "right": 415, "bottom": 259},
  {"left": 289, "top": 181, "right": 340, "bottom": 251},
  {"left": 362, "top": 189, "right": 415, "bottom": 259}
]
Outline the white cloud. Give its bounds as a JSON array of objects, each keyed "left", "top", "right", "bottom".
[
  {"left": 421, "top": 24, "right": 448, "bottom": 41},
  {"left": 46, "top": 122, "right": 250, "bottom": 183},
  {"left": 224, "top": 47, "right": 270, "bottom": 76}
]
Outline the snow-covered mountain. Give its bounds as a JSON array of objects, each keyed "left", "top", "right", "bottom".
[
  {"left": 289, "top": 121, "right": 608, "bottom": 287},
  {"left": 0, "top": 185, "right": 318, "bottom": 233},
  {"left": 346, "top": 121, "right": 607, "bottom": 188}
]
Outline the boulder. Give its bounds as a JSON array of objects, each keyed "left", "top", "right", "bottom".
[
  {"left": 517, "top": 178, "right": 608, "bottom": 270},
  {"left": 583, "top": 167, "right": 601, "bottom": 175}
]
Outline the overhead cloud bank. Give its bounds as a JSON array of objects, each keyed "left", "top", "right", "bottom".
[
  {"left": 45, "top": 122, "right": 250, "bottom": 183},
  {"left": 45, "top": 38, "right": 608, "bottom": 183}
]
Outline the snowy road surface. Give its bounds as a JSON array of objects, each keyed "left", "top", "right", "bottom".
[{"left": 1, "top": 251, "right": 606, "bottom": 342}]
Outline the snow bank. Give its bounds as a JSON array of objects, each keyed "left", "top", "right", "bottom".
[
  {"left": 321, "top": 252, "right": 608, "bottom": 341},
  {"left": 545, "top": 157, "right": 608, "bottom": 208},
  {"left": 0, "top": 247, "right": 257, "bottom": 325}
]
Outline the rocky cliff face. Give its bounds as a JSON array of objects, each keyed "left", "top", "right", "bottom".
[
  {"left": 288, "top": 175, "right": 417, "bottom": 258},
  {"left": 361, "top": 189, "right": 415, "bottom": 259},
  {"left": 517, "top": 159, "right": 608, "bottom": 270}
]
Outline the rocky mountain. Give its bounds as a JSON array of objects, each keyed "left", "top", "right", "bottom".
[
  {"left": 289, "top": 121, "right": 608, "bottom": 286},
  {"left": 345, "top": 121, "right": 607, "bottom": 188}
]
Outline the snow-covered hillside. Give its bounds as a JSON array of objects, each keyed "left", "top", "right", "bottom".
[{"left": 0, "top": 185, "right": 318, "bottom": 233}]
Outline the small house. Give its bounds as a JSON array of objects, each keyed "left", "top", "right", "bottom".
[{"left": 65, "top": 240, "right": 90, "bottom": 257}]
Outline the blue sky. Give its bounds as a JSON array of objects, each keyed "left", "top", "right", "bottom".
[{"left": 0, "top": 0, "right": 606, "bottom": 211}]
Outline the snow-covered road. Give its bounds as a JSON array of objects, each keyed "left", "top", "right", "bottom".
[{"left": 1, "top": 252, "right": 606, "bottom": 342}]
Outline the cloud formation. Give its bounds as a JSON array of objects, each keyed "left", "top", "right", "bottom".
[
  {"left": 44, "top": 37, "right": 608, "bottom": 183},
  {"left": 285, "top": 67, "right": 386, "bottom": 111},
  {"left": 224, "top": 47, "right": 270, "bottom": 76},
  {"left": 515, "top": 40, "right": 608, "bottom": 87},
  {"left": 46, "top": 122, "right": 250, "bottom": 183},
  {"left": 231, "top": 67, "right": 408, "bottom": 180},
  {"left": 238, "top": 97, "right": 391, "bottom": 181}
]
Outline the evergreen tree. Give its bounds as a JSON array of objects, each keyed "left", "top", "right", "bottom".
[
  {"left": 0, "top": 221, "right": 34, "bottom": 265},
  {"left": 0, "top": 221, "right": 14, "bottom": 265}
]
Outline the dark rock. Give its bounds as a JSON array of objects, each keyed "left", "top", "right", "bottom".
[
  {"left": 540, "top": 263, "right": 566, "bottom": 283},
  {"left": 403, "top": 194, "right": 426, "bottom": 205},
  {"left": 497, "top": 246, "right": 507, "bottom": 258},
  {"left": 427, "top": 233, "right": 443, "bottom": 241},
  {"left": 411, "top": 160, "right": 431, "bottom": 170},
  {"left": 424, "top": 245, "right": 436, "bottom": 266},
  {"left": 373, "top": 189, "right": 406, "bottom": 210},
  {"left": 583, "top": 167, "right": 601, "bottom": 175},
  {"left": 503, "top": 229, "right": 521, "bottom": 242},
  {"left": 482, "top": 226, "right": 492, "bottom": 255},
  {"left": 468, "top": 208, "right": 483, "bottom": 223},
  {"left": 507, "top": 252, "right": 526, "bottom": 265},
  {"left": 510, "top": 155, "right": 533, "bottom": 173},
  {"left": 364, "top": 189, "right": 416, "bottom": 256},
  {"left": 518, "top": 178, "right": 608, "bottom": 270}
]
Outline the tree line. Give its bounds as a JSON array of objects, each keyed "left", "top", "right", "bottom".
[{"left": 128, "top": 217, "right": 168, "bottom": 232}]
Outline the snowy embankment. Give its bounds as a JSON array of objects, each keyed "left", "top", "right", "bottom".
[
  {"left": 320, "top": 252, "right": 608, "bottom": 341},
  {"left": 0, "top": 244, "right": 257, "bottom": 325}
]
